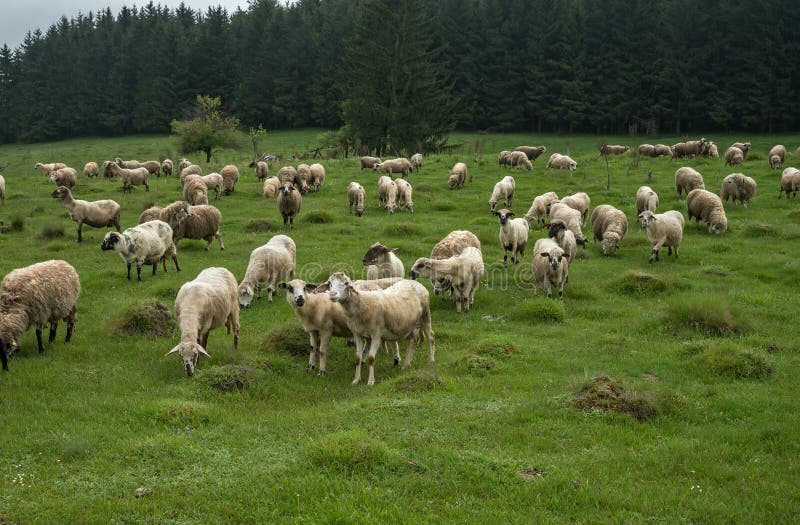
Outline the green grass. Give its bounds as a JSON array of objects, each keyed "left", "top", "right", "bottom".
[{"left": 0, "top": 131, "right": 799, "bottom": 522}]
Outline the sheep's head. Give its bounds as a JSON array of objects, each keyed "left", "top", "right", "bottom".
[
  {"left": 538, "top": 247, "right": 568, "bottom": 271},
  {"left": 638, "top": 211, "right": 656, "bottom": 229},
  {"left": 409, "top": 257, "right": 432, "bottom": 280},
  {"left": 101, "top": 232, "right": 121, "bottom": 251},
  {"left": 51, "top": 186, "right": 70, "bottom": 200},
  {"left": 433, "top": 277, "right": 452, "bottom": 296},
  {"left": 279, "top": 280, "right": 317, "bottom": 308},
  {"left": 710, "top": 215, "right": 728, "bottom": 235},
  {"left": 362, "top": 242, "right": 392, "bottom": 266},
  {"left": 313, "top": 177, "right": 322, "bottom": 191},
  {"left": 327, "top": 272, "right": 354, "bottom": 302},
  {"left": 601, "top": 232, "right": 621, "bottom": 256},
  {"left": 494, "top": 208, "right": 514, "bottom": 225},
  {"left": 166, "top": 341, "right": 209, "bottom": 377},
  {"left": 238, "top": 283, "right": 255, "bottom": 307},
  {"left": 548, "top": 220, "right": 566, "bottom": 238},
  {"left": 385, "top": 201, "right": 397, "bottom": 214},
  {"left": 568, "top": 160, "right": 577, "bottom": 170},
  {"left": 279, "top": 182, "right": 295, "bottom": 196},
  {"left": 49, "top": 172, "right": 59, "bottom": 183}
]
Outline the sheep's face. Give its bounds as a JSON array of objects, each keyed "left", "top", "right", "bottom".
[
  {"left": 327, "top": 273, "right": 353, "bottom": 303},
  {"left": 238, "top": 283, "right": 255, "bottom": 307},
  {"left": 51, "top": 187, "right": 68, "bottom": 199},
  {"left": 409, "top": 258, "right": 431, "bottom": 279},
  {"left": 385, "top": 200, "right": 397, "bottom": 214},
  {"left": 355, "top": 205, "right": 364, "bottom": 217},
  {"left": 448, "top": 174, "right": 458, "bottom": 188},
  {"left": 494, "top": 209, "right": 514, "bottom": 225},
  {"left": 362, "top": 243, "right": 390, "bottom": 266},
  {"left": 539, "top": 249, "right": 568, "bottom": 271},
  {"left": 548, "top": 220, "right": 566, "bottom": 238},
  {"left": 166, "top": 341, "right": 209, "bottom": 377},
  {"left": 433, "top": 278, "right": 452, "bottom": 296},
  {"left": 601, "top": 233, "right": 621, "bottom": 255},
  {"left": 489, "top": 200, "right": 497, "bottom": 212},
  {"left": 568, "top": 161, "right": 577, "bottom": 170},
  {"left": 710, "top": 219, "right": 728, "bottom": 235},
  {"left": 279, "top": 280, "right": 317, "bottom": 308},
  {"left": 101, "top": 232, "right": 121, "bottom": 251},
  {"left": 638, "top": 212, "right": 656, "bottom": 229},
  {"left": 49, "top": 173, "right": 58, "bottom": 183}
]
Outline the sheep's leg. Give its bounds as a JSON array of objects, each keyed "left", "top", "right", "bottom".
[
  {"left": 391, "top": 341, "right": 401, "bottom": 366},
  {"left": 317, "top": 332, "right": 332, "bottom": 376},
  {"left": 352, "top": 335, "right": 365, "bottom": 384},
  {"left": 307, "top": 332, "right": 319, "bottom": 371},
  {"left": 48, "top": 321, "right": 58, "bottom": 343},
  {"left": 201, "top": 331, "right": 209, "bottom": 349},
  {"left": 65, "top": 308, "right": 76, "bottom": 343},
  {"left": 205, "top": 236, "right": 212, "bottom": 251},
  {"left": 216, "top": 232, "right": 225, "bottom": 250},
  {"left": 649, "top": 240, "right": 664, "bottom": 263},
  {"left": 366, "top": 337, "right": 381, "bottom": 386},
  {"left": 36, "top": 327, "right": 45, "bottom": 354},
  {"left": 267, "top": 280, "right": 274, "bottom": 302},
  {"left": 153, "top": 262, "right": 158, "bottom": 275},
  {"left": 144, "top": 182, "right": 149, "bottom": 192},
  {"left": 172, "top": 255, "right": 180, "bottom": 272},
  {"left": 76, "top": 222, "right": 83, "bottom": 243},
  {"left": 136, "top": 264, "right": 143, "bottom": 281},
  {"left": 126, "top": 262, "right": 132, "bottom": 280}
]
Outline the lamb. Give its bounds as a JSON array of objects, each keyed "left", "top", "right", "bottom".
[
  {"left": 166, "top": 267, "right": 239, "bottom": 377},
  {"left": 347, "top": 182, "right": 366, "bottom": 216},
  {"left": 115, "top": 158, "right": 141, "bottom": 169},
  {"left": 0, "top": 174, "right": 4, "bottom": 204},
  {"left": 0, "top": 260, "right": 80, "bottom": 372},
  {"left": 199, "top": 173, "right": 223, "bottom": 200},
  {"left": 83, "top": 162, "right": 99, "bottom": 178},
  {"left": 779, "top": 167, "right": 800, "bottom": 199},
  {"left": 724, "top": 146, "right": 744, "bottom": 167},
  {"left": 638, "top": 210, "right": 684, "bottom": 263},
  {"left": 309, "top": 163, "right": 326, "bottom": 192},
  {"left": 138, "top": 201, "right": 193, "bottom": 233},
  {"left": 410, "top": 153, "right": 423, "bottom": 172},
  {"left": 427, "top": 230, "right": 481, "bottom": 299},
  {"left": 394, "top": 177, "right": 414, "bottom": 213},
  {"left": 560, "top": 192, "right": 591, "bottom": 226},
  {"left": 531, "top": 238, "right": 569, "bottom": 299},
  {"left": 262, "top": 176, "right": 281, "bottom": 198},
  {"left": 524, "top": 191, "right": 559, "bottom": 227},
  {"left": 161, "top": 159, "right": 173, "bottom": 177},
  {"left": 374, "top": 158, "right": 412, "bottom": 178},
  {"left": 377, "top": 175, "right": 398, "bottom": 214},
  {"left": 488, "top": 175, "right": 515, "bottom": 212},
  {"left": 409, "top": 247, "right": 484, "bottom": 313},
  {"left": 141, "top": 160, "right": 161, "bottom": 177},
  {"left": 637, "top": 144, "right": 656, "bottom": 157},
  {"left": 549, "top": 202, "right": 587, "bottom": 247},
  {"left": 182, "top": 174, "right": 209, "bottom": 205},
  {"left": 295, "top": 164, "right": 312, "bottom": 193},
  {"left": 493, "top": 208, "right": 529, "bottom": 265},
  {"left": 498, "top": 150, "right": 513, "bottom": 168},
  {"left": 547, "top": 153, "right": 577, "bottom": 171},
  {"left": 509, "top": 150, "right": 533, "bottom": 171},
  {"left": 675, "top": 167, "right": 705, "bottom": 197},
  {"left": 325, "top": 272, "right": 435, "bottom": 385},
  {"left": 590, "top": 204, "right": 628, "bottom": 255},
  {"left": 100, "top": 220, "right": 180, "bottom": 281},
  {"left": 360, "top": 156, "right": 381, "bottom": 172},
  {"left": 179, "top": 165, "right": 202, "bottom": 186},
  {"left": 654, "top": 144, "right": 672, "bottom": 157},
  {"left": 34, "top": 162, "right": 66, "bottom": 177},
  {"left": 547, "top": 220, "right": 577, "bottom": 261},
  {"left": 686, "top": 189, "right": 728, "bottom": 234},
  {"left": 721, "top": 173, "right": 757, "bottom": 207},
  {"left": 769, "top": 145, "right": 786, "bottom": 169},
  {"left": 600, "top": 145, "right": 629, "bottom": 155},
  {"left": 635, "top": 186, "right": 659, "bottom": 216},
  {"left": 49, "top": 167, "right": 78, "bottom": 189},
  {"left": 249, "top": 160, "right": 269, "bottom": 180},
  {"left": 731, "top": 142, "right": 752, "bottom": 158},
  {"left": 362, "top": 242, "right": 404, "bottom": 279},
  {"left": 220, "top": 164, "right": 239, "bottom": 194},
  {"left": 107, "top": 163, "right": 150, "bottom": 193},
  {"left": 277, "top": 181, "right": 302, "bottom": 226},
  {"left": 178, "top": 158, "right": 192, "bottom": 173},
  {"left": 277, "top": 166, "right": 298, "bottom": 185},
  {"left": 173, "top": 204, "right": 224, "bottom": 250},
  {"left": 514, "top": 145, "right": 547, "bottom": 160},
  {"left": 238, "top": 234, "right": 296, "bottom": 306},
  {"left": 449, "top": 162, "right": 468, "bottom": 189},
  {"left": 51, "top": 186, "right": 121, "bottom": 242}
]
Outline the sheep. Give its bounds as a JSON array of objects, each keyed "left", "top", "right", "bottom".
[
  {"left": 107, "top": 163, "right": 150, "bottom": 193},
  {"left": 769, "top": 145, "right": 786, "bottom": 169},
  {"left": 141, "top": 160, "right": 161, "bottom": 177},
  {"left": 347, "top": 182, "right": 366, "bottom": 216},
  {"left": 0, "top": 174, "right": 4, "bottom": 204},
  {"left": 724, "top": 146, "right": 744, "bottom": 167},
  {"left": 161, "top": 159, "right": 173, "bottom": 177},
  {"left": 115, "top": 158, "right": 141, "bottom": 169},
  {"left": 100, "top": 220, "right": 180, "bottom": 281},
  {"left": 427, "top": 230, "right": 481, "bottom": 299},
  {"left": 166, "top": 267, "right": 239, "bottom": 377},
  {"left": 671, "top": 139, "right": 709, "bottom": 159},
  {"left": 531, "top": 238, "right": 569, "bottom": 299},
  {"left": 779, "top": 167, "right": 800, "bottom": 198},
  {"left": 198, "top": 173, "right": 222, "bottom": 200},
  {"left": 509, "top": 150, "right": 533, "bottom": 171},
  {"left": 377, "top": 175, "right": 398, "bottom": 214},
  {"left": 409, "top": 247, "right": 484, "bottom": 313},
  {"left": 238, "top": 234, "right": 296, "bottom": 306},
  {"left": 493, "top": 208, "right": 529, "bottom": 265},
  {"left": 549, "top": 202, "right": 587, "bottom": 247},
  {"left": 600, "top": 144, "right": 629, "bottom": 155},
  {"left": 449, "top": 162, "right": 469, "bottom": 189},
  {"left": 0, "top": 260, "right": 80, "bottom": 371},
  {"left": 374, "top": 158, "right": 412, "bottom": 178},
  {"left": 560, "top": 192, "right": 591, "bottom": 226},
  {"left": 524, "top": 191, "right": 560, "bottom": 227},
  {"left": 686, "top": 189, "right": 728, "bottom": 234},
  {"left": 514, "top": 145, "right": 547, "bottom": 161},
  {"left": 309, "top": 163, "right": 326, "bottom": 192},
  {"left": 675, "top": 167, "right": 705, "bottom": 197},
  {"left": 394, "top": 178, "right": 414, "bottom": 213},
  {"left": 590, "top": 204, "right": 628, "bottom": 256},
  {"left": 362, "top": 242, "right": 404, "bottom": 279},
  {"left": 325, "top": 272, "right": 435, "bottom": 385},
  {"left": 637, "top": 144, "right": 656, "bottom": 157},
  {"left": 706, "top": 143, "right": 720, "bottom": 158},
  {"left": 220, "top": 164, "right": 239, "bottom": 194},
  {"left": 138, "top": 201, "right": 193, "bottom": 233},
  {"left": 721, "top": 173, "right": 757, "bottom": 207},
  {"left": 410, "top": 153, "right": 423, "bottom": 172},
  {"left": 178, "top": 158, "right": 191, "bottom": 173},
  {"left": 249, "top": 160, "right": 269, "bottom": 181},
  {"left": 83, "top": 162, "right": 99, "bottom": 178},
  {"left": 182, "top": 174, "right": 209, "bottom": 206},
  {"left": 731, "top": 142, "right": 752, "bottom": 158},
  {"left": 636, "top": 186, "right": 659, "bottom": 216},
  {"left": 34, "top": 162, "right": 66, "bottom": 177},
  {"left": 488, "top": 175, "right": 515, "bottom": 212},
  {"left": 498, "top": 150, "right": 513, "bottom": 168},
  {"left": 179, "top": 165, "right": 202, "bottom": 186},
  {"left": 277, "top": 181, "right": 302, "bottom": 227},
  {"left": 547, "top": 153, "right": 577, "bottom": 171},
  {"left": 173, "top": 204, "right": 225, "bottom": 250},
  {"left": 654, "top": 144, "right": 672, "bottom": 157},
  {"left": 262, "top": 176, "right": 281, "bottom": 198},
  {"left": 547, "top": 220, "right": 577, "bottom": 261},
  {"left": 360, "top": 156, "right": 381, "bottom": 172},
  {"left": 51, "top": 186, "right": 121, "bottom": 243},
  {"left": 49, "top": 167, "right": 78, "bottom": 189},
  {"left": 638, "top": 210, "right": 684, "bottom": 263},
  {"left": 295, "top": 163, "right": 312, "bottom": 193},
  {"left": 278, "top": 166, "right": 298, "bottom": 185}
]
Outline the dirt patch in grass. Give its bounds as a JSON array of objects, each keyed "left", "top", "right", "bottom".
[
  {"left": 111, "top": 300, "right": 175, "bottom": 338},
  {"left": 573, "top": 375, "right": 656, "bottom": 422},
  {"left": 243, "top": 219, "right": 273, "bottom": 233},
  {"left": 302, "top": 210, "right": 334, "bottom": 224},
  {"left": 704, "top": 342, "right": 773, "bottom": 380},
  {"left": 392, "top": 370, "right": 447, "bottom": 392},
  {"left": 200, "top": 365, "right": 256, "bottom": 392},
  {"left": 308, "top": 430, "right": 394, "bottom": 473},
  {"left": 259, "top": 324, "right": 311, "bottom": 357},
  {"left": 518, "top": 468, "right": 545, "bottom": 482},
  {"left": 614, "top": 270, "right": 667, "bottom": 295},
  {"left": 664, "top": 296, "right": 745, "bottom": 336}
]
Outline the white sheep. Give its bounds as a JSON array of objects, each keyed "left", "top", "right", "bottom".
[
  {"left": 410, "top": 153, "right": 423, "bottom": 172},
  {"left": 220, "top": 164, "right": 240, "bottom": 194},
  {"left": 686, "top": 189, "right": 728, "bottom": 234},
  {"left": 277, "top": 182, "right": 302, "bottom": 227},
  {"left": 549, "top": 202, "right": 587, "bottom": 247},
  {"left": 493, "top": 208, "right": 529, "bottom": 265},
  {"left": 449, "top": 162, "right": 468, "bottom": 189},
  {"left": 309, "top": 163, "right": 326, "bottom": 192},
  {"left": 560, "top": 192, "right": 591, "bottom": 226},
  {"left": 769, "top": 145, "right": 786, "bottom": 170},
  {"left": 638, "top": 210, "right": 684, "bottom": 263},
  {"left": 524, "top": 191, "right": 559, "bottom": 226},
  {"left": 100, "top": 220, "right": 180, "bottom": 281},
  {"left": 174, "top": 204, "right": 225, "bottom": 250},
  {"left": 488, "top": 175, "right": 515, "bottom": 212},
  {"left": 721, "top": 173, "right": 757, "bottom": 207},
  {"left": 531, "top": 238, "right": 570, "bottom": 299},
  {"left": 427, "top": 230, "right": 481, "bottom": 299},
  {"left": 724, "top": 146, "right": 744, "bottom": 167},
  {"left": 116, "top": 158, "right": 141, "bottom": 169},
  {"left": 49, "top": 168, "right": 78, "bottom": 189},
  {"left": 637, "top": 144, "right": 656, "bottom": 157},
  {"left": 547, "top": 220, "right": 577, "bottom": 261},
  {"left": 779, "top": 167, "right": 800, "bottom": 198},
  {"left": 249, "top": 160, "right": 269, "bottom": 180},
  {"left": 600, "top": 145, "right": 629, "bottom": 155},
  {"left": 635, "top": 186, "right": 659, "bottom": 216},
  {"left": 238, "top": 234, "right": 296, "bottom": 306},
  {"left": 166, "top": 267, "right": 240, "bottom": 377},
  {"left": 278, "top": 166, "right": 298, "bottom": 185},
  {"left": 161, "top": 159, "right": 173, "bottom": 177},
  {"left": 362, "top": 242, "right": 404, "bottom": 279},
  {"left": 197, "top": 173, "right": 222, "bottom": 200},
  {"left": 138, "top": 201, "right": 193, "bottom": 233},
  {"left": 514, "top": 146, "right": 547, "bottom": 160},
  {"left": 295, "top": 164, "right": 312, "bottom": 193},
  {"left": 731, "top": 142, "right": 752, "bottom": 157},
  {"left": 675, "top": 167, "right": 705, "bottom": 197},
  {"left": 547, "top": 153, "right": 577, "bottom": 171},
  {"left": 377, "top": 175, "right": 398, "bottom": 214},
  {"left": 179, "top": 165, "right": 202, "bottom": 186},
  {"left": 262, "top": 176, "right": 282, "bottom": 199},
  {"left": 178, "top": 158, "right": 192, "bottom": 173},
  {"left": 409, "top": 247, "right": 484, "bottom": 312},
  {"left": 51, "top": 186, "right": 121, "bottom": 243},
  {"left": 108, "top": 163, "right": 149, "bottom": 193},
  {"left": 509, "top": 150, "right": 532, "bottom": 171},
  {"left": 141, "top": 161, "right": 161, "bottom": 177},
  {"left": 0, "top": 260, "right": 80, "bottom": 372},
  {"left": 654, "top": 144, "right": 672, "bottom": 157},
  {"left": 590, "top": 204, "right": 628, "bottom": 256},
  {"left": 374, "top": 158, "right": 412, "bottom": 178},
  {"left": 498, "top": 150, "right": 513, "bottom": 168},
  {"left": 182, "top": 174, "right": 209, "bottom": 205},
  {"left": 34, "top": 162, "right": 66, "bottom": 177},
  {"left": 0, "top": 174, "right": 5, "bottom": 204},
  {"left": 348, "top": 181, "right": 366, "bottom": 216},
  {"left": 360, "top": 156, "right": 381, "bottom": 172},
  {"left": 394, "top": 177, "right": 414, "bottom": 213},
  {"left": 83, "top": 162, "right": 99, "bottom": 178}
]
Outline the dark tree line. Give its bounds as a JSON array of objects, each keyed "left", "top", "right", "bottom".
[{"left": 0, "top": 0, "right": 798, "bottom": 147}]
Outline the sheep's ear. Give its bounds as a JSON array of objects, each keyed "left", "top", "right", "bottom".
[
  {"left": 197, "top": 345, "right": 210, "bottom": 357},
  {"left": 278, "top": 282, "right": 289, "bottom": 290},
  {"left": 165, "top": 346, "right": 180, "bottom": 356},
  {"left": 563, "top": 253, "right": 570, "bottom": 259},
  {"left": 508, "top": 212, "right": 515, "bottom": 217},
  {"left": 304, "top": 283, "right": 317, "bottom": 292},
  {"left": 492, "top": 210, "right": 500, "bottom": 216},
  {"left": 390, "top": 248, "right": 398, "bottom": 253},
  {"left": 538, "top": 252, "right": 549, "bottom": 258},
  {"left": 312, "top": 282, "right": 330, "bottom": 293}
]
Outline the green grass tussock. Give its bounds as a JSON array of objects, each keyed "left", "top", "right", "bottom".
[
  {"left": 384, "top": 221, "right": 421, "bottom": 236},
  {"left": 199, "top": 365, "right": 257, "bottom": 392},
  {"left": 613, "top": 270, "right": 667, "bottom": 295},
  {"left": 110, "top": 300, "right": 175, "bottom": 338},
  {"left": 308, "top": 430, "right": 397, "bottom": 473},
  {"left": 455, "top": 353, "right": 497, "bottom": 376},
  {"left": 572, "top": 375, "right": 657, "bottom": 422},
  {"left": 259, "top": 325, "right": 311, "bottom": 357},
  {"left": 243, "top": 219, "right": 273, "bottom": 232},
  {"left": 38, "top": 222, "right": 65, "bottom": 239},
  {"left": 392, "top": 370, "right": 448, "bottom": 392},
  {"left": 664, "top": 295, "right": 745, "bottom": 336},
  {"left": 742, "top": 221, "right": 778, "bottom": 237},
  {"left": 703, "top": 342, "right": 773, "bottom": 380},
  {"left": 509, "top": 299, "right": 566, "bottom": 322},
  {"left": 301, "top": 210, "right": 335, "bottom": 224}
]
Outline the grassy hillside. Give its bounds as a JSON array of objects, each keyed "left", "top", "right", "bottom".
[{"left": 1, "top": 132, "right": 799, "bottom": 523}]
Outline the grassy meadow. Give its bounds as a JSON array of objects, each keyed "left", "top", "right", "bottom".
[{"left": 1, "top": 131, "right": 799, "bottom": 523}]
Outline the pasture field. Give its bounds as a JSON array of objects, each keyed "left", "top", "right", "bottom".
[{"left": 1, "top": 131, "right": 799, "bottom": 523}]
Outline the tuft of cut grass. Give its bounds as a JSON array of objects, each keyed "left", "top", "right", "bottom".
[
  {"left": 308, "top": 430, "right": 395, "bottom": 473},
  {"left": 38, "top": 223, "right": 65, "bottom": 239},
  {"left": 455, "top": 354, "right": 496, "bottom": 376},
  {"left": 384, "top": 222, "right": 421, "bottom": 236},
  {"left": 302, "top": 210, "right": 334, "bottom": 224},
  {"left": 111, "top": 300, "right": 175, "bottom": 338},
  {"left": 664, "top": 296, "right": 744, "bottom": 336},
  {"left": 243, "top": 219, "right": 272, "bottom": 232},
  {"left": 704, "top": 342, "right": 773, "bottom": 380},
  {"left": 613, "top": 270, "right": 667, "bottom": 295},
  {"left": 200, "top": 365, "right": 257, "bottom": 392},
  {"left": 572, "top": 375, "right": 657, "bottom": 422},
  {"left": 259, "top": 325, "right": 312, "bottom": 357},
  {"left": 508, "top": 299, "right": 565, "bottom": 322},
  {"left": 470, "top": 339, "right": 518, "bottom": 358},
  {"left": 742, "top": 221, "right": 777, "bottom": 237}
]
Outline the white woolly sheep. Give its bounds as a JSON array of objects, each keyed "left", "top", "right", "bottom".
[
  {"left": 498, "top": 150, "right": 513, "bottom": 168},
  {"left": 427, "top": 230, "right": 481, "bottom": 299},
  {"left": 277, "top": 181, "right": 302, "bottom": 227},
  {"left": 394, "top": 177, "right": 414, "bottom": 213},
  {"left": 449, "top": 162, "right": 468, "bottom": 189},
  {"left": 0, "top": 174, "right": 4, "bottom": 204},
  {"left": 675, "top": 166, "right": 705, "bottom": 196},
  {"left": 731, "top": 142, "right": 752, "bottom": 158},
  {"left": 779, "top": 167, "right": 800, "bottom": 198},
  {"left": 309, "top": 163, "right": 325, "bottom": 192},
  {"left": 547, "top": 153, "right": 577, "bottom": 171},
  {"left": 547, "top": 220, "right": 577, "bottom": 261},
  {"left": 182, "top": 174, "right": 209, "bottom": 205},
  {"left": 769, "top": 154, "right": 783, "bottom": 169},
  {"left": 560, "top": 192, "right": 591, "bottom": 226},
  {"left": 600, "top": 144, "right": 629, "bottom": 155},
  {"left": 549, "top": 202, "right": 587, "bottom": 247},
  {"left": 161, "top": 159, "right": 173, "bottom": 177},
  {"left": 83, "top": 162, "right": 99, "bottom": 178},
  {"left": 514, "top": 145, "right": 547, "bottom": 161},
  {"left": 721, "top": 173, "right": 757, "bottom": 207},
  {"left": 724, "top": 146, "right": 744, "bottom": 167},
  {"left": 488, "top": 175, "right": 515, "bottom": 212},
  {"left": 173, "top": 204, "right": 225, "bottom": 250},
  {"left": 671, "top": 139, "right": 709, "bottom": 159},
  {"left": 295, "top": 164, "right": 312, "bottom": 193},
  {"left": 509, "top": 150, "right": 533, "bottom": 171},
  {"left": 278, "top": 166, "right": 298, "bottom": 185},
  {"left": 409, "top": 246, "right": 484, "bottom": 313},
  {"left": 262, "top": 176, "right": 281, "bottom": 198},
  {"left": 410, "top": 153, "right": 423, "bottom": 172},
  {"left": 51, "top": 186, "right": 121, "bottom": 243},
  {"left": 178, "top": 158, "right": 191, "bottom": 173},
  {"left": 141, "top": 160, "right": 161, "bottom": 177},
  {"left": 524, "top": 191, "right": 559, "bottom": 227},
  {"left": 220, "top": 164, "right": 239, "bottom": 194},
  {"left": 101, "top": 220, "right": 180, "bottom": 281},
  {"left": 108, "top": 163, "right": 150, "bottom": 193},
  {"left": 638, "top": 144, "right": 656, "bottom": 157},
  {"left": 238, "top": 234, "right": 296, "bottom": 306},
  {"left": 166, "top": 267, "right": 239, "bottom": 377},
  {"left": 0, "top": 260, "right": 80, "bottom": 371},
  {"left": 493, "top": 208, "right": 529, "bottom": 265},
  {"left": 348, "top": 181, "right": 366, "bottom": 216},
  {"left": 639, "top": 210, "right": 684, "bottom": 263},
  {"left": 249, "top": 160, "right": 269, "bottom": 181},
  {"left": 115, "top": 158, "right": 141, "bottom": 169},
  {"left": 377, "top": 175, "right": 398, "bottom": 214},
  {"left": 374, "top": 158, "right": 412, "bottom": 178},
  {"left": 635, "top": 186, "right": 659, "bottom": 216},
  {"left": 706, "top": 143, "right": 720, "bottom": 158},
  {"left": 35, "top": 162, "right": 66, "bottom": 177},
  {"left": 49, "top": 167, "right": 78, "bottom": 189},
  {"left": 686, "top": 189, "right": 728, "bottom": 234},
  {"left": 102, "top": 160, "right": 115, "bottom": 178},
  {"left": 531, "top": 238, "right": 570, "bottom": 299},
  {"left": 138, "top": 201, "right": 193, "bottom": 233},
  {"left": 362, "top": 242, "right": 404, "bottom": 279},
  {"left": 654, "top": 144, "right": 672, "bottom": 157},
  {"left": 179, "top": 165, "right": 202, "bottom": 186},
  {"left": 199, "top": 173, "right": 224, "bottom": 200},
  {"left": 360, "top": 156, "right": 381, "bottom": 172},
  {"left": 591, "top": 204, "right": 628, "bottom": 256}
]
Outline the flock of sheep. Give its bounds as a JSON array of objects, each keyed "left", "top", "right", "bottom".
[{"left": 1, "top": 140, "right": 798, "bottom": 383}]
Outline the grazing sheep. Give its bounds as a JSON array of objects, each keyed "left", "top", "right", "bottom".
[
  {"left": 675, "top": 167, "right": 705, "bottom": 197},
  {"left": 769, "top": 145, "right": 786, "bottom": 169},
  {"left": 560, "top": 192, "right": 591, "bottom": 226},
  {"left": 449, "top": 162, "right": 468, "bottom": 189},
  {"left": 686, "top": 189, "right": 728, "bottom": 234},
  {"left": 141, "top": 160, "right": 161, "bottom": 177},
  {"left": 173, "top": 204, "right": 224, "bottom": 250},
  {"left": 547, "top": 220, "right": 577, "bottom": 261},
  {"left": 394, "top": 178, "right": 414, "bottom": 213},
  {"left": 0, "top": 260, "right": 80, "bottom": 371},
  {"left": 362, "top": 242, "right": 404, "bottom": 279},
  {"left": 498, "top": 150, "right": 513, "bottom": 168},
  {"left": 108, "top": 163, "right": 150, "bottom": 193},
  {"left": 637, "top": 144, "right": 657, "bottom": 157},
  {"left": 220, "top": 164, "right": 239, "bottom": 195},
  {"left": 277, "top": 182, "right": 302, "bottom": 227},
  {"left": 115, "top": 158, "right": 141, "bottom": 169},
  {"left": 199, "top": 173, "right": 223, "bottom": 200},
  {"left": 509, "top": 150, "right": 533, "bottom": 171},
  {"left": 638, "top": 210, "right": 684, "bottom": 263},
  {"left": 531, "top": 238, "right": 569, "bottom": 299},
  {"left": 654, "top": 144, "right": 672, "bottom": 157},
  {"left": 706, "top": 143, "right": 720, "bottom": 158},
  {"left": 101, "top": 220, "right": 180, "bottom": 281},
  {"left": 262, "top": 176, "right": 281, "bottom": 199},
  {"left": 721, "top": 173, "right": 757, "bottom": 207},
  {"left": 410, "top": 153, "right": 423, "bottom": 172},
  {"left": 514, "top": 145, "right": 547, "bottom": 161},
  {"left": 325, "top": 272, "right": 435, "bottom": 385},
  {"left": 295, "top": 164, "right": 312, "bottom": 193},
  {"left": 724, "top": 146, "right": 744, "bottom": 167},
  {"left": 238, "top": 235, "right": 296, "bottom": 306},
  {"left": 409, "top": 247, "right": 484, "bottom": 313},
  {"left": 138, "top": 201, "right": 193, "bottom": 233},
  {"left": 83, "top": 162, "right": 99, "bottom": 178},
  {"left": 524, "top": 191, "right": 560, "bottom": 227},
  {"left": 374, "top": 158, "right": 412, "bottom": 178},
  {"left": 549, "top": 202, "right": 587, "bottom": 247},
  {"left": 161, "top": 159, "right": 173, "bottom": 177},
  {"left": 426, "top": 230, "right": 482, "bottom": 299},
  {"left": 35, "top": 162, "right": 66, "bottom": 177},
  {"left": 636, "top": 186, "right": 659, "bottom": 216},
  {"left": 49, "top": 168, "right": 78, "bottom": 189},
  {"left": 731, "top": 142, "right": 752, "bottom": 158},
  {"left": 348, "top": 182, "right": 366, "bottom": 216},
  {"left": 360, "top": 156, "right": 382, "bottom": 172},
  {"left": 51, "top": 186, "right": 121, "bottom": 243},
  {"left": 166, "top": 267, "right": 240, "bottom": 377},
  {"left": 277, "top": 166, "right": 298, "bottom": 185},
  {"left": 600, "top": 144, "right": 630, "bottom": 155},
  {"left": 178, "top": 158, "right": 191, "bottom": 173},
  {"left": 249, "top": 160, "right": 269, "bottom": 181},
  {"left": 770, "top": 154, "right": 783, "bottom": 169},
  {"left": 547, "top": 153, "right": 577, "bottom": 171},
  {"left": 309, "top": 163, "right": 325, "bottom": 192},
  {"left": 590, "top": 204, "right": 628, "bottom": 256},
  {"left": 179, "top": 165, "right": 202, "bottom": 186},
  {"left": 377, "top": 175, "right": 398, "bottom": 214},
  {"left": 0, "top": 174, "right": 4, "bottom": 204},
  {"left": 493, "top": 208, "right": 529, "bottom": 265},
  {"left": 671, "top": 139, "right": 709, "bottom": 159},
  {"left": 182, "top": 174, "right": 209, "bottom": 206},
  {"left": 779, "top": 167, "right": 800, "bottom": 198},
  {"left": 488, "top": 175, "right": 515, "bottom": 212}
]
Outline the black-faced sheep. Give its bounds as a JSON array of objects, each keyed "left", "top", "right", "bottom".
[
  {"left": 590, "top": 204, "right": 628, "bottom": 256},
  {"left": 277, "top": 182, "right": 302, "bottom": 226},
  {"left": 675, "top": 167, "right": 705, "bottom": 197},
  {"left": 638, "top": 210, "right": 684, "bottom": 263},
  {"left": 493, "top": 208, "right": 529, "bottom": 265},
  {"left": 348, "top": 182, "right": 366, "bottom": 216},
  {"left": 101, "top": 220, "right": 180, "bottom": 281},
  {"left": 51, "top": 186, "right": 121, "bottom": 243},
  {"left": 721, "top": 173, "right": 757, "bottom": 207},
  {"left": 686, "top": 189, "right": 728, "bottom": 234},
  {"left": 238, "top": 235, "right": 296, "bottom": 306}
]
